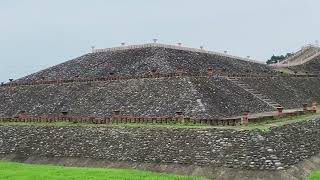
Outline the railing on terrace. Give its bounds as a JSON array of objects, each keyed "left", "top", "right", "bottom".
[
  {"left": 1, "top": 73, "right": 319, "bottom": 88},
  {"left": 0, "top": 108, "right": 315, "bottom": 126},
  {"left": 272, "top": 51, "right": 320, "bottom": 67},
  {"left": 0, "top": 115, "right": 241, "bottom": 126},
  {"left": 283, "top": 45, "right": 315, "bottom": 63},
  {"left": 93, "top": 43, "right": 266, "bottom": 65},
  {"left": 271, "top": 44, "right": 320, "bottom": 67}
]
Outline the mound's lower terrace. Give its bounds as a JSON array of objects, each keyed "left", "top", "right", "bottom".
[
  {"left": 1, "top": 75, "right": 320, "bottom": 119},
  {"left": 0, "top": 77, "right": 272, "bottom": 118}
]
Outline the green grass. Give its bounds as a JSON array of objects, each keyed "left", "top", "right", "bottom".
[
  {"left": 306, "top": 170, "right": 320, "bottom": 180},
  {"left": 274, "top": 67, "right": 306, "bottom": 75},
  {"left": 0, "top": 161, "right": 207, "bottom": 180},
  {"left": 241, "top": 112, "right": 320, "bottom": 131},
  {"left": 274, "top": 67, "right": 296, "bottom": 74}
]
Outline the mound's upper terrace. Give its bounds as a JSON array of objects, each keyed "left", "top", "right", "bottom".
[{"left": 16, "top": 43, "right": 275, "bottom": 82}]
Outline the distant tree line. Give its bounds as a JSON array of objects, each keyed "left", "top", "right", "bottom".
[{"left": 266, "top": 53, "right": 294, "bottom": 64}]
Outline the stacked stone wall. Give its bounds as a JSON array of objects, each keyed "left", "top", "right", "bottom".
[{"left": 1, "top": 119, "right": 320, "bottom": 171}]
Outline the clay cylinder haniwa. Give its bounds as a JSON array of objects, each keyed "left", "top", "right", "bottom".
[
  {"left": 302, "top": 103, "right": 308, "bottom": 112},
  {"left": 312, "top": 101, "right": 317, "bottom": 113},
  {"left": 207, "top": 67, "right": 213, "bottom": 76},
  {"left": 276, "top": 106, "right": 284, "bottom": 116},
  {"left": 241, "top": 111, "right": 249, "bottom": 125}
]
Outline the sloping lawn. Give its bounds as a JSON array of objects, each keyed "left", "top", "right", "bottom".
[
  {"left": 0, "top": 161, "right": 207, "bottom": 180},
  {"left": 306, "top": 170, "right": 320, "bottom": 180}
]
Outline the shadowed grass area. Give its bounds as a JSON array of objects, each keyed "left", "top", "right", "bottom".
[
  {"left": 0, "top": 161, "right": 208, "bottom": 180},
  {"left": 306, "top": 170, "right": 320, "bottom": 180}
]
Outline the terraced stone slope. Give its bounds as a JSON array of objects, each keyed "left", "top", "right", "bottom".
[
  {"left": 0, "top": 77, "right": 272, "bottom": 118},
  {"left": 17, "top": 47, "right": 275, "bottom": 82},
  {"left": 239, "top": 76, "right": 320, "bottom": 108},
  {"left": 287, "top": 56, "right": 320, "bottom": 74},
  {"left": 2, "top": 46, "right": 319, "bottom": 119}
]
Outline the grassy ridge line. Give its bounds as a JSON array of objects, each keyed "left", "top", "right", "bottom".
[
  {"left": 244, "top": 112, "right": 320, "bottom": 131},
  {"left": 0, "top": 161, "right": 208, "bottom": 180}
]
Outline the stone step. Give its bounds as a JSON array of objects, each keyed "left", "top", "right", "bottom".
[
  {"left": 262, "top": 98, "right": 273, "bottom": 101},
  {"left": 265, "top": 101, "right": 279, "bottom": 105},
  {"left": 266, "top": 102, "right": 280, "bottom": 105},
  {"left": 226, "top": 76, "right": 282, "bottom": 109},
  {"left": 257, "top": 96, "right": 269, "bottom": 100},
  {"left": 264, "top": 100, "right": 275, "bottom": 103}
]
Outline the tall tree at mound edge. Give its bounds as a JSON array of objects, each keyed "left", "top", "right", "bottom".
[{"left": 266, "top": 53, "right": 294, "bottom": 64}]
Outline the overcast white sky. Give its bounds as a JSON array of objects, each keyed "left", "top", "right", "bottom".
[{"left": 0, "top": 0, "right": 319, "bottom": 82}]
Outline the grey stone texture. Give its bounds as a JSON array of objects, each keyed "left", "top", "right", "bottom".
[
  {"left": 288, "top": 56, "right": 320, "bottom": 74},
  {"left": 240, "top": 76, "right": 320, "bottom": 108},
  {"left": 1, "top": 118, "right": 320, "bottom": 171},
  {"left": 1, "top": 46, "right": 319, "bottom": 119},
  {"left": 17, "top": 47, "right": 276, "bottom": 82},
  {"left": 2, "top": 75, "right": 319, "bottom": 119},
  {"left": 0, "top": 77, "right": 273, "bottom": 118}
]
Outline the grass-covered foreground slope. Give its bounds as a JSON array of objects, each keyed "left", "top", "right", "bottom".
[
  {"left": 306, "top": 170, "right": 320, "bottom": 180},
  {"left": 0, "top": 161, "right": 207, "bottom": 180}
]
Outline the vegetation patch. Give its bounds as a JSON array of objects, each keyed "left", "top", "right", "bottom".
[
  {"left": 0, "top": 161, "right": 207, "bottom": 180},
  {"left": 306, "top": 170, "right": 320, "bottom": 180},
  {"left": 242, "top": 112, "right": 320, "bottom": 131},
  {"left": 273, "top": 67, "right": 307, "bottom": 75}
]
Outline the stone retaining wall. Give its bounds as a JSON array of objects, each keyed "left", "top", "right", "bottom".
[{"left": 1, "top": 118, "right": 320, "bottom": 172}]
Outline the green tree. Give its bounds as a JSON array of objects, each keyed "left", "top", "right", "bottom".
[{"left": 266, "top": 53, "right": 293, "bottom": 64}]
